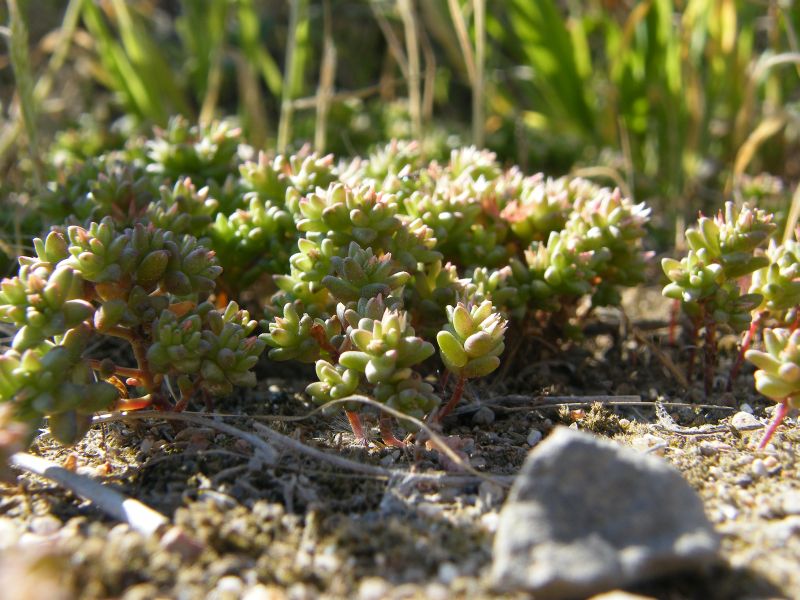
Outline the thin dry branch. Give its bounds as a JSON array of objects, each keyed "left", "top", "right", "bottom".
[
  {"left": 369, "top": 1, "right": 409, "bottom": 78},
  {"left": 653, "top": 402, "right": 759, "bottom": 436},
  {"left": 94, "top": 409, "right": 512, "bottom": 487}
]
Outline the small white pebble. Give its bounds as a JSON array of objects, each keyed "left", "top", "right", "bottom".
[
  {"left": 139, "top": 437, "right": 154, "bottom": 454},
  {"left": 632, "top": 434, "right": 667, "bottom": 455},
  {"left": 526, "top": 429, "right": 543, "bottom": 446},
  {"left": 763, "top": 455, "right": 779, "bottom": 470},
  {"left": 699, "top": 441, "right": 732, "bottom": 457},
  {"left": 719, "top": 504, "right": 739, "bottom": 521},
  {"left": 358, "top": 578, "right": 390, "bottom": 600},
  {"left": 751, "top": 458, "right": 768, "bottom": 478},
  {"left": 216, "top": 576, "right": 244, "bottom": 596},
  {"left": 437, "top": 562, "right": 459, "bottom": 584},
  {"left": 480, "top": 511, "right": 500, "bottom": 533},
  {"left": 739, "top": 403, "right": 754, "bottom": 414}
]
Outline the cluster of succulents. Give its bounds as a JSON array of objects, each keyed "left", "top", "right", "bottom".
[
  {"left": 0, "top": 220, "right": 267, "bottom": 446},
  {"left": 662, "top": 202, "right": 777, "bottom": 393},
  {"left": 0, "top": 120, "right": 662, "bottom": 460},
  {"left": 144, "top": 116, "right": 242, "bottom": 185}
]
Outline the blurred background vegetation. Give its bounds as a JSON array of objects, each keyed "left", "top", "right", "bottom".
[{"left": 1, "top": 0, "right": 799, "bottom": 262}]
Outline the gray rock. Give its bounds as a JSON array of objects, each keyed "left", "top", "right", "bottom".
[
  {"left": 472, "top": 406, "right": 495, "bottom": 426},
  {"left": 491, "top": 427, "right": 719, "bottom": 599}
]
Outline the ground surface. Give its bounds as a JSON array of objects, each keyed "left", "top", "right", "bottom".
[{"left": 1, "top": 290, "right": 799, "bottom": 600}]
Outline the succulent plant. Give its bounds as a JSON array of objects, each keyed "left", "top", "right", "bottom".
[
  {"left": 240, "top": 149, "right": 338, "bottom": 211},
  {"left": 749, "top": 238, "right": 800, "bottom": 326},
  {"left": 0, "top": 325, "right": 119, "bottom": 444},
  {"left": 500, "top": 174, "right": 591, "bottom": 245},
  {"left": 339, "top": 307, "right": 435, "bottom": 385},
  {"left": 262, "top": 302, "right": 342, "bottom": 363},
  {"left": 437, "top": 300, "right": 507, "bottom": 380},
  {"left": 402, "top": 187, "right": 482, "bottom": 255},
  {"left": 566, "top": 186, "right": 652, "bottom": 305},
  {"left": 663, "top": 202, "right": 777, "bottom": 394},
  {"left": 321, "top": 243, "right": 410, "bottom": 305},
  {"left": 746, "top": 328, "right": 800, "bottom": 448},
  {"left": 305, "top": 360, "right": 361, "bottom": 408},
  {"left": 297, "top": 184, "right": 400, "bottom": 251},
  {"left": 342, "top": 139, "right": 426, "bottom": 199},
  {"left": 41, "top": 158, "right": 156, "bottom": 225},
  {"left": 147, "top": 177, "right": 219, "bottom": 239},
  {"left": 328, "top": 302, "right": 438, "bottom": 443},
  {"left": 270, "top": 237, "right": 340, "bottom": 318},
  {"left": 210, "top": 195, "right": 296, "bottom": 291},
  {"left": 145, "top": 116, "right": 242, "bottom": 184},
  {"left": 447, "top": 146, "right": 501, "bottom": 182},
  {"left": 435, "top": 299, "right": 506, "bottom": 420},
  {"left": 0, "top": 218, "right": 266, "bottom": 452}
]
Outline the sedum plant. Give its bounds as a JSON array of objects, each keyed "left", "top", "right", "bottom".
[
  {"left": 0, "top": 219, "right": 267, "bottom": 447},
  {"left": 436, "top": 300, "right": 507, "bottom": 421},
  {"left": 144, "top": 116, "right": 242, "bottom": 185},
  {"left": 745, "top": 328, "right": 800, "bottom": 448},
  {"left": 662, "top": 202, "right": 776, "bottom": 394},
  {"left": 18, "top": 126, "right": 664, "bottom": 454}
]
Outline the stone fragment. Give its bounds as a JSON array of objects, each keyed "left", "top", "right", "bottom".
[
  {"left": 731, "top": 411, "right": 763, "bottom": 431},
  {"left": 472, "top": 406, "right": 495, "bottom": 426},
  {"left": 751, "top": 458, "right": 768, "bottom": 478},
  {"left": 491, "top": 427, "right": 719, "bottom": 599},
  {"left": 527, "top": 429, "right": 544, "bottom": 446}
]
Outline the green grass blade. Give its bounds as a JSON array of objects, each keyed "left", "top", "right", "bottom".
[{"left": 503, "top": 0, "right": 594, "bottom": 136}]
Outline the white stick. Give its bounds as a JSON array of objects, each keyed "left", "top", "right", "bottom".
[{"left": 10, "top": 452, "right": 169, "bottom": 537}]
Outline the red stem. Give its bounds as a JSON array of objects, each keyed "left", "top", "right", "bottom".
[
  {"left": 668, "top": 299, "right": 680, "bottom": 346},
  {"left": 345, "top": 410, "right": 368, "bottom": 445},
  {"left": 759, "top": 400, "right": 790, "bottom": 449},
  {"left": 435, "top": 374, "right": 465, "bottom": 422},
  {"left": 379, "top": 412, "right": 406, "bottom": 448}
]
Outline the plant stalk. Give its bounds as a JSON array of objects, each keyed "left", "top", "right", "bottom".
[
  {"left": 759, "top": 399, "right": 789, "bottom": 449},
  {"left": 436, "top": 374, "right": 465, "bottom": 422},
  {"left": 379, "top": 412, "right": 405, "bottom": 448}
]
